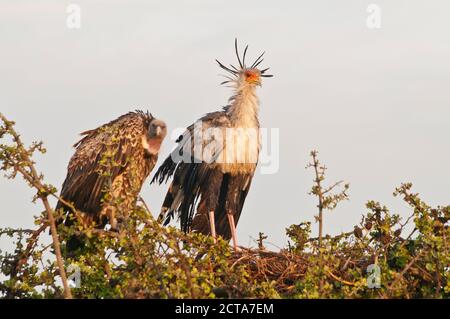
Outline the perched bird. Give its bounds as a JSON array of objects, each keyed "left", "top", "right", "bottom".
[
  {"left": 152, "top": 39, "right": 272, "bottom": 250},
  {"left": 56, "top": 110, "right": 167, "bottom": 250}
]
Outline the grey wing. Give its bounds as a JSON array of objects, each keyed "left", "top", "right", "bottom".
[
  {"left": 151, "top": 111, "right": 231, "bottom": 227},
  {"left": 151, "top": 111, "right": 230, "bottom": 184}
]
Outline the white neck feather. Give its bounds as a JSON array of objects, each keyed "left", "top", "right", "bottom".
[{"left": 226, "top": 82, "right": 260, "bottom": 128}]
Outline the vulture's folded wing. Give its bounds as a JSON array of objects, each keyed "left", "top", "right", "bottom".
[{"left": 57, "top": 119, "right": 142, "bottom": 220}]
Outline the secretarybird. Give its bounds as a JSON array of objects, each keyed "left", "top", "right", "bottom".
[{"left": 152, "top": 39, "right": 272, "bottom": 250}]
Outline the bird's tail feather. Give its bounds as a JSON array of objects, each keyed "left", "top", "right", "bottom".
[{"left": 151, "top": 153, "right": 178, "bottom": 185}]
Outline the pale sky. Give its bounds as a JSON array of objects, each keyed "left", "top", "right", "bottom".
[{"left": 1, "top": 0, "right": 449, "bottom": 252}]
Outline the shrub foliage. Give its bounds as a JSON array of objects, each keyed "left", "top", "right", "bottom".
[{"left": 0, "top": 113, "right": 448, "bottom": 299}]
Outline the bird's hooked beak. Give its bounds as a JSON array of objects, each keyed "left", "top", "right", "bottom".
[
  {"left": 150, "top": 120, "right": 167, "bottom": 138},
  {"left": 250, "top": 78, "right": 262, "bottom": 87},
  {"left": 244, "top": 70, "right": 262, "bottom": 87}
]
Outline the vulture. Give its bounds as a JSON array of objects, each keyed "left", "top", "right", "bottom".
[
  {"left": 152, "top": 39, "right": 272, "bottom": 249},
  {"left": 56, "top": 110, "right": 167, "bottom": 250}
]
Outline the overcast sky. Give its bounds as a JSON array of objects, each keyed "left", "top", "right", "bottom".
[{"left": 1, "top": 0, "right": 449, "bottom": 252}]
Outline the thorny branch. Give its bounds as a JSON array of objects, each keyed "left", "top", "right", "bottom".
[
  {"left": 0, "top": 115, "right": 448, "bottom": 299},
  {"left": 0, "top": 112, "right": 72, "bottom": 299}
]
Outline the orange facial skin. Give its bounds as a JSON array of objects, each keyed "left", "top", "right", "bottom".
[{"left": 244, "top": 70, "right": 261, "bottom": 85}]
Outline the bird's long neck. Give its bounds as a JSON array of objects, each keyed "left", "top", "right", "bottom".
[{"left": 226, "top": 85, "right": 260, "bottom": 128}]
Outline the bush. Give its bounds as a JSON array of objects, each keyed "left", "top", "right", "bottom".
[{"left": 0, "top": 113, "right": 448, "bottom": 299}]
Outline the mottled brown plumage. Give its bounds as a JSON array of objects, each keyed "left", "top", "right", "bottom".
[{"left": 57, "top": 110, "right": 167, "bottom": 237}]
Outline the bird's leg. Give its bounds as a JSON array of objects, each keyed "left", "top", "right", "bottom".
[
  {"left": 110, "top": 217, "right": 118, "bottom": 232},
  {"left": 227, "top": 213, "right": 238, "bottom": 251},
  {"left": 209, "top": 211, "right": 217, "bottom": 243},
  {"left": 103, "top": 206, "right": 119, "bottom": 232}
]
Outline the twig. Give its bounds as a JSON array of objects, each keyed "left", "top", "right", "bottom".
[
  {"left": 12, "top": 224, "right": 48, "bottom": 277},
  {"left": 326, "top": 269, "right": 356, "bottom": 286},
  {"left": 0, "top": 113, "right": 72, "bottom": 299},
  {"left": 309, "top": 151, "right": 324, "bottom": 248},
  {"left": 386, "top": 251, "right": 423, "bottom": 295}
]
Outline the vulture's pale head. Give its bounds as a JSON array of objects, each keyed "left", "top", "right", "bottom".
[
  {"left": 216, "top": 38, "right": 272, "bottom": 88},
  {"left": 143, "top": 116, "right": 167, "bottom": 156},
  {"left": 149, "top": 118, "right": 167, "bottom": 139}
]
